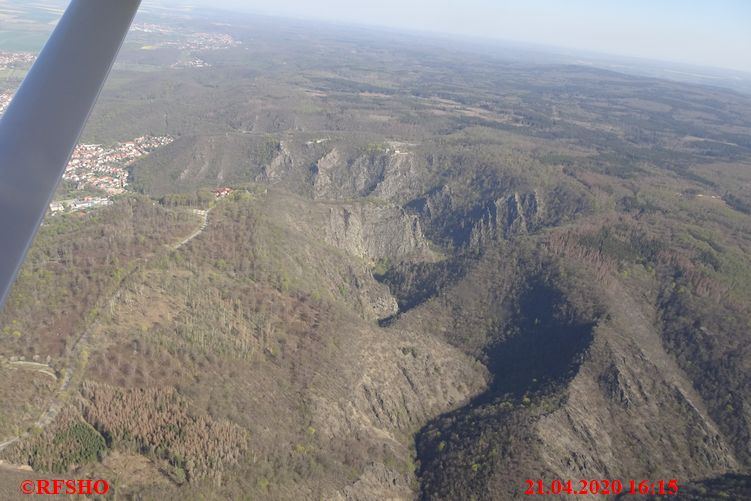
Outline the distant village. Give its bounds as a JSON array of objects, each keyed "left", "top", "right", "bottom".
[
  {"left": 172, "top": 57, "right": 210, "bottom": 69},
  {"left": 0, "top": 90, "right": 12, "bottom": 115},
  {"left": 131, "top": 23, "right": 241, "bottom": 51},
  {"left": 173, "top": 32, "right": 241, "bottom": 51},
  {"left": 0, "top": 52, "right": 36, "bottom": 114},
  {"left": 63, "top": 135, "right": 173, "bottom": 195},
  {"left": 2, "top": 88, "right": 225, "bottom": 218},
  {"left": 0, "top": 58, "right": 176, "bottom": 217},
  {"left": 0, "top": 51, "right": 35, "bottom": 70},
  {"left": 49, "top": 135, "right": 174, "bottom": 215}
]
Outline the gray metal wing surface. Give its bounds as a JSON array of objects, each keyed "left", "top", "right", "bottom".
[{"left": 0, "top": 0, "right": 141, "bottom": 308}]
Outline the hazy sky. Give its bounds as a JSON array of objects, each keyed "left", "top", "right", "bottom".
[{"left": 173, "top": 0, "right": 751, "bottom": 73}]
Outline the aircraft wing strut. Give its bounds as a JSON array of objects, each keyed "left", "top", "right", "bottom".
[{"left": 0, "top": 0, "right": 141, "bottom": 308}]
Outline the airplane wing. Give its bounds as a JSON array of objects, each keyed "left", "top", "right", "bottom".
[{"left": 0, "top": 0, "right": 141, "bottom": 308}]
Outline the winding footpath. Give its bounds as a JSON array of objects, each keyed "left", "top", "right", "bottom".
[{"left": 173, "top": 209, "right": 209, "bottom": 250}]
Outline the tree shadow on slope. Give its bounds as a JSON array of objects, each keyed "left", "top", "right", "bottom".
[
  {"left": 374, "top": 256, "right": 468, "bottom": 322},
  {"left": 415, "top": 278, "right": 597, "bottom": 500},
  {"left": 476, "top": 280, "right": 595, "bottom": 404}
]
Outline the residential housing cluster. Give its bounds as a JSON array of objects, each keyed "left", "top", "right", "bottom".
[
  {"left": 181, "top": 32, "right": 241, "bottom": 51},
  {"left": 0, "top": 51, "right": 35, "bottom": 70},
  {"left": 158, "top": 32, "right": 241, "bottom": 51},
  {"left": 132, "top": 23, "right": 241, "bottom": 51},
  {"left": 64, "top": 135, "right": 174, "bottom": 195},
  {"left": 172, "top": 57, "right": 211, "bottom": 69},
  {"left": 0, "top": 91, "right": 13, "bottom": 115},
  {"left": 49, "top": 197, "right": 112, "bottom": 215}
]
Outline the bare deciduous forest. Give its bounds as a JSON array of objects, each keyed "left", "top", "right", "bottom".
[{"left": 1, "top": 1, "right": 751, "bottom": 499}]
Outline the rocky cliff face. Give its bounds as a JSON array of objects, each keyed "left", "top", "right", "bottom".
[
  {"left": 400, "top": 185, "right": 549, "bottom": 252},
  {"left": 312, "top": 326, "right": 487, "bottom": 501},
  {"left": 324, "top": 203, "right": 431, "bottom": 262},
  {"left": 468, "top": 191, "right": 543, "bottom": 249},
  {"left": 314, "top": 146, "right": 426, "bottom": 203},
  {"left": 313, "top": 148, "right": 344, "bottom": 198},
  {"left": 533, "top": 285, "right": 737, "bottom": 486},
  {"left": 258, "top": 140, "right": 294, "bottom": 184},
  {"left": 371, "top": 150, "right": 426, "bottom": 203}
]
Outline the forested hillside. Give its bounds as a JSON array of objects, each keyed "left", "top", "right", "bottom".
[{"left": 1, "top": 3, "right": 751, "bottom": 500}]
